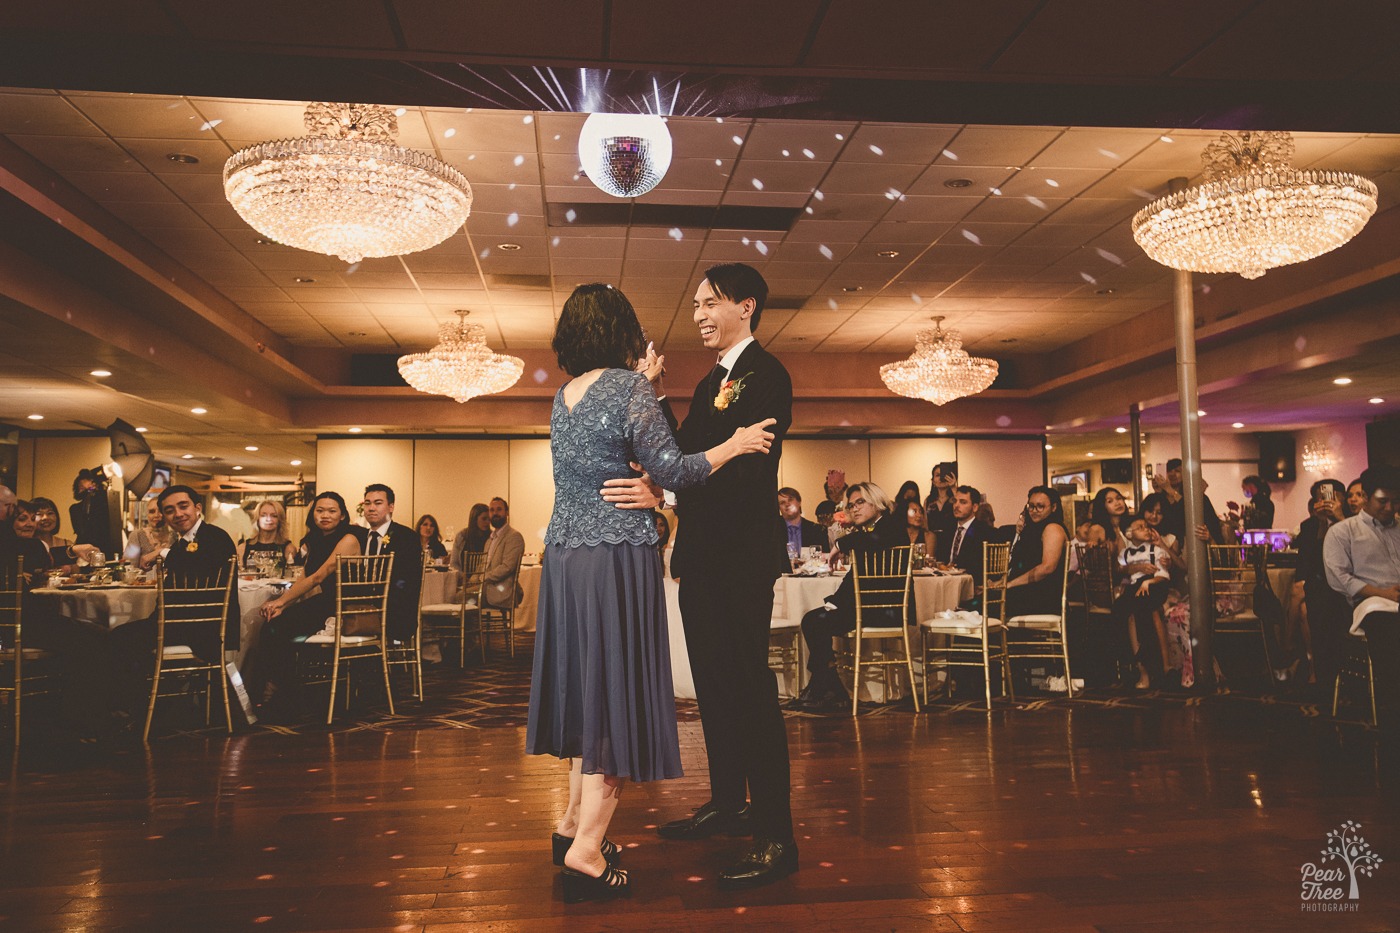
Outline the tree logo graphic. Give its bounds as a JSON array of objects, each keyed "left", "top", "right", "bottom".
[{"left": 1300, "top": 821, "right": 1383, "bottom": 911}]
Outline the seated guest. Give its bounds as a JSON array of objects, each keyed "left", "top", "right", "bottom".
[
  {"left": 895, "top": 480, "right": 922, "bottom": 509},
  {"left": 30, "top": 497, "right": 71, "bottom": 564},
  {"left": 779, "top": 487, "right": 827, "bottom": 557},
  {"left": 1153, "top": 458, "right": 1225, "bottom": 544},
  {"left": 1005, "top": 486, "right": 1069, "bottom": 619},
  {"left": 450, "top": 502, "right": 491, "bottom": 571},
  {"left": 248, "top": 492, "right": 363, "bottom": 710},
  {"left": 129, "top": 499, "right": 173, "bottom": 570},
  {"left": 937, "top": 486, "right": 988, "bottom": 584},
  {"left": 1323, "top": 465, "right": 1400, "bottom": 722},
  {"left": 359, "top": 484, "right": 423, "bottom": 641},
  {"left": 237, "top": 500, "right": 296, "bottom": 572},
  {"left": 470, "top": 497, "right": 524, "bottom": 610},
  {"left": 109, "top": 486, "right": 238, "bottom": 713},
  {"left": 903, "top": 500, "right": 938, "bottom": 555},
  {"left": 1116, "top": 517, "right": 1173, "bottom": 689},
  {"left": 416, "top": 513, "right": 449, "bottom": 562},
  {"left": 9, "top": 498, "right": 53, "bottom": 580},
  {"left": 789, "top": 482, "right": 907, "bottom": 713},
  {"left": 1086, "top": 487, "right": 1131, "bottom": 556}
]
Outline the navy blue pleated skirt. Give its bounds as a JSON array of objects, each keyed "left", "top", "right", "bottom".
[{"left": 526, "top": 542, "right": 682, "bottom": 782}]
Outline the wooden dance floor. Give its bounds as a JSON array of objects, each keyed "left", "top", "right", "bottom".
[{"left": 3, "top": 665, "right": 1398, "bottom": 931}]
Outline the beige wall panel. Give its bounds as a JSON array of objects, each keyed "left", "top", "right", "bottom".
[
  {"left": 315, "top": 439, "right": 415, "bottom": 525},
  {"left": 868, "top": 438, "right": 958, "bottom": 503},
  {"left": 412, "top": 439, "right": 509, "bottom": 541},
  {"left": 955, "top": 438, "right": 1045, "bottom": 525},
  {"left": 507, "top": 439, "right": 555, "bottom": 554},
  {"left": 779, "top": 439, "right": 871, "bottom": 506},
  {"left": 18, "top": 436, "right": 111, "bottom": 503}
]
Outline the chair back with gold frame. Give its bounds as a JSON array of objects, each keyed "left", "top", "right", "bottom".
[
  {"left": 420, "top": 551, "right": 487, "bottom": 669},
  {"left": 1, "top": 557, "right": 56, "bottom": 746},
  {"left": 1004, "top": 542, "right": 1076, "bottom": 697},
  {"left": 920, "top": 542, "right": 1012, "bottom": 709},
  {"left": 845, "top": 544, "right": 918, "bottom": 716},
  {"left": 300, "top": 554, "right": 394, "bottom": 724},
  {"left": 1077, "top": 544, "right": 1116, "bottom": 615},
  {"left": 1208, "top": 543, "right": 1273, "bottom": 679},
  {"left": 479, "top": 550, "right": 524, "bottom": 660},
  {"left": 146, "top": 556, "right": 237, "bottom": 742}
]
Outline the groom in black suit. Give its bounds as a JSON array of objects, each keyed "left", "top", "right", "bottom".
[
  {"left": 360, "top": 483, "right": 423, "bottom": 642},
  {"left": 607, "top": 262, "right": 797, "bottom": 888}
]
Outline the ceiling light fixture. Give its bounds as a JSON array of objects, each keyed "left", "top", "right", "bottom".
[
  {"left": 934, "top": 426, "right": 948, "bottom": 434},
  {"left": 166, "top": 152, "right": 200, "bottom": 164},
  {"left": 90, "top": 369, "right": 112, "bottom": 377},
  {"left": 1302, "top": 439, "right": 1335, "bottom": 474},
  {"left": 880, "top": 316, "right": 998, "bottom": 406},
  {"left": 577, "top": 113, "right": 673, "bottom": 198},
  {"left": 1087, "top": 452, "right": 1095, "bottom": 458},
  {"left": 1132, "top": 131, "right": 1377, "bottom": 279},
  {"left": 245, "top": 446, "right": 259, "bottom": 451},
  {"left": 877, "top": 250, "right": 900, "bottom": 259},
  {"left": 943, "top": 178, "right": 973, "bottom": 189},
  {"left": 348, "top": 427, "right": 362, "bottom": 433},
  {"left": 1370, "top": 397, "right": 1385, "bottom": 404},
  {"left": 496, "top": 242, "right": 522, "bottom": 251},
  {"left": 26, "top": 414, "right": 43, "bottom": 421},
  {"left": 1115, "top": 427, "right": 1127, "bottom": 434},
  {"left": 181, "top": 454, "right": 193, "bottom": 459},
  {"left": 1095, "top": 288, "right": 1116, "bottom": 295},
  {"left": 232, "top": 465, "right": 243, "bottom": 471},
  {"left": 293, "top": 277, "right": 316, "bottom": 283},
  {"left": 1232, "top": 422, "right": 1245, "bottom": 429},
  {"left": 1044, "top": 444, "right": 1053, "bottom": 450},
  {"left": 290, "top": 459, "right": 303, "bottom": 466},
  {"left": 397, "top": 310, "right": 524, "bottom": 404},
  {"left": 190, "top": 407, "right": 207, "bottom": 415},
  {"left": 1333, "top": 377, "right": 1353, "bottom": 385},
  {"left": 225, "top": 102, "right": 473, "bottom": 263},
  {"left": 841, "top": 286, "right": 864, "bottom": 293},
  {"left": 135, "top": 427, "right": 148, "bottom": 433}
]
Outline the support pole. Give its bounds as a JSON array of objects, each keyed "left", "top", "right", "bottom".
[
  {"left": 1168, "top": 177, "right": 1213, "bottom": 686},
  {"left": 1129, "top": 404, "right": 1143, "bottom": 508}
]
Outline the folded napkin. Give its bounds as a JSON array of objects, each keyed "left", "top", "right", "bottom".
[{"left": 1351, "top": 596, "right": 1400, "bottom": 634}]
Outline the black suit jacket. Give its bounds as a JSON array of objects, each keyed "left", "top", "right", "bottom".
[
  {"left": 828, "top": 514, "right": 911, "bottom": 618},
  {"left": 365, "top": 521, "right": 423, "bottom": 640},
  {"left": 164, "top": 520, "right": 238, "bottom": 655},
  {"left": 666, "top": 341, "right": 793, "bottom": 581},
  {"left": 940, "top": 519, "right": 990, "bottom": 584}
]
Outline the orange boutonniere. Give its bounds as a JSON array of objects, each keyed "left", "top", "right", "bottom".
[
  {"left": 185, "top": 540, "right": 199, "bottom": 552},
  {"left": 713, "top": 372, "right": 752, "bottom": 411}
]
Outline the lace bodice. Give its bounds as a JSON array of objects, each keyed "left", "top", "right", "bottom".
[{"left": 545, "top": 368, "right": 711, "bottom": 548}]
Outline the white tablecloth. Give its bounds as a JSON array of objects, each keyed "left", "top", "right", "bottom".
[
  {"left": 666, "top": 572, "right": 973, "bottom": 700},
  {"left": 420, "top": 564, "right": 543, "bottom": 631}
]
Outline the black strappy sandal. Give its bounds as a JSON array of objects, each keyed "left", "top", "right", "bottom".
[
  {"left": 561, "top": 863, "right": 630, "bottom": 903},
  {"left": 551, "top": 833, "right": 621, "bottom": 868}
]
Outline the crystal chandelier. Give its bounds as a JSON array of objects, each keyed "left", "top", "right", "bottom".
[
  {"left": 1131, "top": 131, "right": 1377, "bottom": 280},
  {"left": 224, "top": 102, "right": 473, "bottom": 263},
  {"left": 880, "top": 317, "right": 998, "bottom": 406},
  {"left": 397, "top": 311, "right": 523, "bottom": 403},
  {"left": 577, "top": 113, "right": 673, "bottom": 198},
  {"left": 1302, "top": 439, "right": 1335, "bottom": 475}
]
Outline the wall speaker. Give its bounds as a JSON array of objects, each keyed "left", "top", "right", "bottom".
[{"left": 1257, "top": 433, "right": 1296, "bottom": 483}]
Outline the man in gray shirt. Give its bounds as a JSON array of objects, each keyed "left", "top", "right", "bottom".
[{"left": 1324, "top": 465, "right": 1400, "bottom": 722}]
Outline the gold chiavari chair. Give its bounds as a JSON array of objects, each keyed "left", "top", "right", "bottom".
[
  {"left": 1004, "top": 543, "right": 1075, "bottom": 697},
  {"left": 420, "top": 551, "right": 487, "bottom": 668},
  {"left": 1332, "top": 632, "right": 1377, "bottom": 726},
  {"left": 298, "top": 554, "right": 394, "bottom": 724},
  {"left": 1208, "top": 543, "right": 1273, "bottom": 681},
  {"left": 145, "top": 556, "right": 237, "bottom": 742},
  {"left": 841, "top": 544, "right": 919, "bottom": 716},
  {"left": 1, "top": 558, "right": 57, "bottom": 746},
  {"left": 768, "top": 582, "right": 804, "bottom": 698},
  {"left": 919, "top": 542, "right": 1011, "bottom": 709},
  {"left": 477, "top": 551, "right": 524, "bottom": 660}
]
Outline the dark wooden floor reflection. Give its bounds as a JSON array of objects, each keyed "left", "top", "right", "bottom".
[{"left": 2, "top": 696, "right": 1398, "bottom": 931}]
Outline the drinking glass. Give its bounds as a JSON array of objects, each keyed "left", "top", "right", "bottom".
[{"left": 787, "top": 543, "right": 801, "bottom": 574}]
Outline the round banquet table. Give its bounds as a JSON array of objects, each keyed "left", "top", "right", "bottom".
[
  {"left": 665, "top": 571, "right": 973, "bottom": 700},
  {"left": 419, "top": 564, "right": 543, "bottom": 631}
]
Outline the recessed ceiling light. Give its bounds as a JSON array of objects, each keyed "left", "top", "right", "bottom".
[
  {"left": 190, "top": 407, "right": 207, "bottom": 415},
  {"left": 26, "top": 414, "right": 43, "bottom": 420},
  {"left": 1369, "top": 397, "right": 1384, "bottom": 404},
  {"left": 497, "top": 242, "right": 522, "bottom": 251},
  {"left": 181, "top": 454, "right": 193, "bottom": 459},
  {"left": 254, "top": 237, "right": 274, "bottom": 246},
  {"left": 934, "top": 426, "right": 948, "bottom": 434},
  {"left": 1160, "top": 135, "right": 1174, "bottom": 143},
  {"left": 1232, "top": 422, "right": 1245, "bottom": 429},
  {"left": 1044, "top": 444, "right": 1053, "bottom": 450},
  {"left": 244, "top": 446, "right": 259, "bottom": 452},
  {"left": 166, "top": 152, "right": 200, "bottom": 164},
  {"left": 1197, "top": 410, "right": 1207, "bottom": 417},
  {"left": 1115, "top": 427, "right": 1127, "bottom": 433},
  {"left": 1086, "top": 452, "right": 1095, "bottom": 457},
  {"left": 290, "top": 459, "right": 302, "bottom": 466},
  {"left": 1095, "top": 288, "right": 1116, "bottom": 295},
  {"left": 90, "top": 369, "right": 112, "bottom": 377},
  {"left": 1333, "top": 377, "right": 1353, "bottom": 385},
  {"left": 232, "top": 465, "right": 243, "bottom": 471},
  {"left": 841, "top": 285, "right": 863, "bottom": 293},
  {"left": 876, "top": 250, "right": 900, "bottom": 259},
  {"left": 293, "top": 276, "right": 316, "bottom": 283},
  {"left": 943, "top": 178, "right": 973, "bottom": 189},
  {"left": 135, "top": 426, "right": 148, "bottom": 433},
  {"left": 999, "top": 337, "right": 1018, "bottom": 343},
  {"left": 348, "top": 427, "right": 362, "bottom": 433},
  {"left": 346, "top": 331, "right": 367, "bottom": 337}
]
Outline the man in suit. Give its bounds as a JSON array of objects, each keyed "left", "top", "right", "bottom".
[
  {"left": 360, "top": 484, "right": 423, "bottom": 641},
  {"left": 604, "top": 262, "right": 797, "bottom": 888},
  {"left": 471, "top": 497, "right": 524, "bottom": 610},
  {"left": 788, "top": 482, "right": 909, "bottom": 714},
  {"left": 939, "top": 485, "right": 989, "bottom": 585},
  {"left": 778, "top": 487, "right": 828, "bottom": 560}
]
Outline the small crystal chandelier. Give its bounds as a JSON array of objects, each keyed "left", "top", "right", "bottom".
[
  {"left": 397, "top": 311, "right": 523, "bottom": 404},
  {"left": 577, "top": 113, "right": 673, "bottom": 198},
  {"left": 880, "top": 317, "right": 999, "bottom": 406},
  {"left": 1302, "top": 439, "right": 1335, "bottom": 475},
  {"left": 1131, "top": 131, "right": 1377, "bottom": 280},
  {"left": 224, "top": 102, "right": 473, "bottom": 263}
]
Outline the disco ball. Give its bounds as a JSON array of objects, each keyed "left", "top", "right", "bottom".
[{"left": 577, "top": 112, "right": 673, "bottom": 198}]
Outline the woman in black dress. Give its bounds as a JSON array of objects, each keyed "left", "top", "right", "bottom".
[
  {"left": 1005, "top": 485, "right": 1069, "bottom": 619},
  {"left": 237, "top": 500, "right": 296, "bottom": 573}
]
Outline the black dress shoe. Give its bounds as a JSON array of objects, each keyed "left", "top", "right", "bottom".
[
  {"left": 656, "top": 802, "right": 751, "bottom": 840},
  {"left": 718, "top": 838, "right": 799, "bottom": 888}
]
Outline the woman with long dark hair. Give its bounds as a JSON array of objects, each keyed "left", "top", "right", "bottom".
[
  {"left": 1005, "top": 485, "right": 1069, "bottom": 619},
  {"left": 526, "top": 283, "right": 775, "bottom": 901},
  {"left": 415, "top": 513, "right": 448, "bottom": 562},
  {"left": 1086, "top": 486, "right": 1131, "bottom": 556}
]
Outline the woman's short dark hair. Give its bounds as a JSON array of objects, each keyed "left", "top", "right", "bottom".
[
  {"left": 1140, "top": 492, "right": 1170, "bottom": 515},
  {"left": 31, "top": 496, "right": 61, "bottom": 533},
  {"left": 1026, "top": 485, "right": 1065, "bottom": 527},
  {"left": 307, "top": 491, "right": 350, "bottom": 530},
  {"left": 553, "top": 283, "right": 646, "bottom": 377},
  {"left": 704, "top": 263, "right": 769, "bottom": 332}
]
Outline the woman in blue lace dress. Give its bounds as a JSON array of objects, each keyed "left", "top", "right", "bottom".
[{"left": 527, "top": 284, "right": 776, "bottom": 902}]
